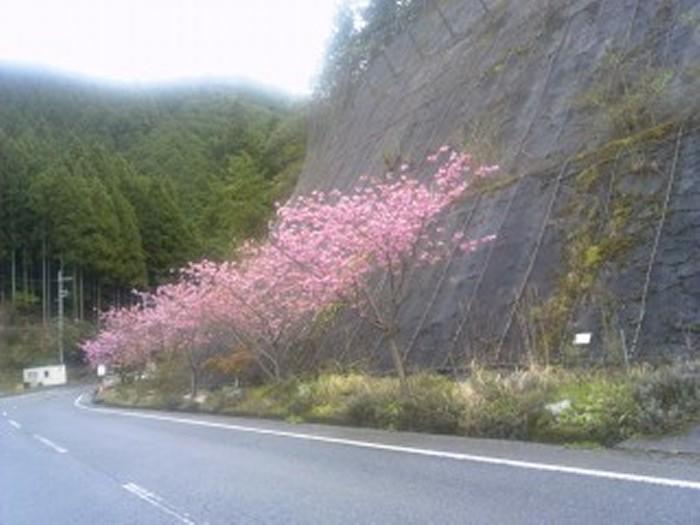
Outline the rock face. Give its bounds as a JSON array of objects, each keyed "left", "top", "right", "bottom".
[{"left": 297, "top": 0, "right": 700, "bottom": 369}]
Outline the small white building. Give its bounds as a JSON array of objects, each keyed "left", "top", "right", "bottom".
[{"left": 23, "top": 365, "right": 67, "bottom": 388}]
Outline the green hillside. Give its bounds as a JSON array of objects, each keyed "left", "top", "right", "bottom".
[{"left": 0, "top": 66, "right": 306, "bottom": 313}]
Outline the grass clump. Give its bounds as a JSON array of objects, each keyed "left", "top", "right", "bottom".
[
  {"left": 536, "top": 374, "right": 638, "bottom": 445},
  {"left": 0, "top": 370, "right": 22, "bottom": 394},
  {"left": 459, "top": 369, "right": 558, "bottom": 440},
  {"left": 346, "top": 374, "right": 465, "bottom": 433},
  {"left": 634, "top": 361, "right": 700, "bottom": 434}
]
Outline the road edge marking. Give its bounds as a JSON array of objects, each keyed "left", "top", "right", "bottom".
[
  {"left": 75, "top": 393, "right": 700, "bottom": 492},
  {"left": 8, "top": 419, "right": 21, "bottom": 430},
  {"left": 32, "top": 433, "right": 68, "bottom": 454},
  {"left": 122, "top": 482, "right": 195, "bottom": 525}
]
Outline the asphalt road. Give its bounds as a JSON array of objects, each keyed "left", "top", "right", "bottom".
[{"left": 2, "top": 388, "right": 700, "bottom": 524}]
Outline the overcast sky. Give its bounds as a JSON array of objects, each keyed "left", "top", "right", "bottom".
[{"left": 0, "top": 0, "right": 339, "bottom": 94}]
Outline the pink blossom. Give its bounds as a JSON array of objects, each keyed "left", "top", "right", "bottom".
[{"left": 81, "top": 149, "right": 500, "bottom": 380}]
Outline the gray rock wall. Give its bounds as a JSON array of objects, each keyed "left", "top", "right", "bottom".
[{"left": 297, "top": 0, "right": 700, "bottom": 368}]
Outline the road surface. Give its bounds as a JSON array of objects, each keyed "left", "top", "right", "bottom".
[{"left": 2, "top": 387, "right": 700, "bottom": 524}]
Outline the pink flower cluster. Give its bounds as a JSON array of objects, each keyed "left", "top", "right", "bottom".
[{"left": 82, "top": 148, "right": 499, "bottom": 375}]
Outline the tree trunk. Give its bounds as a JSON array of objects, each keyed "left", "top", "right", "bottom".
[
  {"left": 39, "top": 246, "right": 48, "bottom": 353},
  {"left": 252, "top": 353, "right": 279, "bottom": 383},
  {"left": 96, "top": 280, "right": 101, "bottom": 315},
  {"left": 190, "top": 365, "right": 199, "bottom": 398},
  {"left": 72, "top": 266, "right": 78, "bottom": 320},
  {"left": 22, "top": 249, "right": 29, "bottom": 294},
  {"left": 388, "top": 334, "right": 410, "bottom": 397},
  {"left": 11, "top": 249, "right": 16, "bottom": 303},
  {"left": 46, "top": 257, "right": 51, "bottom": 319},
  {"left": 79, "top": 268, "right": 84, "bottom": 321},
  {"left": 42, "top": 240, "right": 47, "bottom": 327}
]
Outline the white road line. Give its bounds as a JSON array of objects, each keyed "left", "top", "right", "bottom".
[
  {"left": 122, "top": 482, "right": 196, "bottom": 525},
  {"left": 75, "top": 394, "right": 700, "bottom": 492},
  {"left": 32, "top": 434, "right": 68, "bottom": 454},
  {"left": 8, "top": 419, "right": 21, "bottom": 429},
  {"left": 2, "top": 411, "right": 7, "bottom": 417}
]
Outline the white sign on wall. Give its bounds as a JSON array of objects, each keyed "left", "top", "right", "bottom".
[
  {"left": 573, "top": 332, "right": 592, "bottom": 345},
  {"left": 97, "top": 364, "right": 107, "bottom": 377}
]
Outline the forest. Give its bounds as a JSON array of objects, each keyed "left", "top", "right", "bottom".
[{"left": 0, "top": 67, "right": 306, "bottom": 368}]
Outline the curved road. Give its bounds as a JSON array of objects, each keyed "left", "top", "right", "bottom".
[{"left": 2, "top": 387, "right": 700, "bottom": 524}]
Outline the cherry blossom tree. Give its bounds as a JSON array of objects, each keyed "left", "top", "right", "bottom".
[
  {"left": 84, "top": 270, "right": 227, "bottom": 396},
  {"left": 258, "top": 147, "right": 498, "bottom": 392},
  {"left": 82, "top": 147, "right": 498, "bottom": 396}
]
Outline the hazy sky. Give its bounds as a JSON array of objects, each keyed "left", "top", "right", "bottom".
[{"left": 0, "top": 0, "right": 339, "bottom": 94}]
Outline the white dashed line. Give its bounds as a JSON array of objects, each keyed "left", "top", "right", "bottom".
[
  {"left": 8, "top": 419, "right": 21, "bottom": 430},
  {"left": 75, "top": 393, "right": 700, "bottom": 492},
  {"left": 33, "top": 434, "right": 68, "bottom": 454},
  {"left": 122, "top": 482, "right": 196, "bottom": 524}
]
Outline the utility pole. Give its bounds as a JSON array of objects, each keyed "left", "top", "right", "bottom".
[{"left": 57, "top": 267, "right": 72, "bottom": 365}]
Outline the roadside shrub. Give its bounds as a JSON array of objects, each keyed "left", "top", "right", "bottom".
[
  {"left": 145, "top": 356, "right": 190, "bottom": 400},
  {"left": 344, "top": 374, "right": 465, "bottom": 433},
  {"left": 225, "top": 379, "right": 300, "bottom": 417},
  {"left": 345, "top": 389, "right": 402, "bottom": 429},
  {"left": 634, "top": 361, "right": 700, "bottom": 433},
  {"left": 0, "top": 370, "right": 22, "bottom": 393},
  {"left": 399, "top": 375, "right": 466, "bottom": 433},
  {"left": 306, "top": 374, "right": 388, "bottom": 420},
  {"left": 108, "top": 384, "right": 140, "bottom": 405},
  {"left": 460, "top": 369, "right": 555, "bottom": 440},
  {"left": 286, "top": 381, "right": 315, "bottom": 416},
  {"left": 537, "top": 376, "right": 638, "bottom": 445}
]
